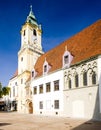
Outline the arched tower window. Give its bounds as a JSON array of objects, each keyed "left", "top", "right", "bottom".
[
  {"left": 83, "top": 71, "right": 87, "bottom": 86},
  {"left": 92, "top": 71, "right": 96, "bottom": 85},
  {"left": 33, "top": 29, "right": 37, "bottom": 36}
]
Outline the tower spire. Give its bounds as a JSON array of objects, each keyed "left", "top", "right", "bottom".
[{"left": 30, "top": 5, "right": 32, "bottom": 12}]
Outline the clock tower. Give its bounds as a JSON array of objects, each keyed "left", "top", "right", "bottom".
[{"left": 18, "top": 6, "right": 44, "bottom": 74}]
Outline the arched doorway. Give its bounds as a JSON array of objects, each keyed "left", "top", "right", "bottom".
[
  {"left": 26, "top": 99, "right": 33, "bottom": 114},
  {"left": 28, "top": 102, "right": 33, "bottom": 114}
]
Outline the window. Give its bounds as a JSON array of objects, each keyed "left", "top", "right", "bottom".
[
  {"left": 46, "top": 83, "right": 51, "bottom": 92},
  {"left": 83, "top": 71, "right": 87, "bottom": 86},
  {"left": 44, "top": 65, "right": 47, "bottom": 73},
  {"left": 54, "top": 100, "right": 59, "bottom": 109},
  {"left": 13, "top": 86, "right": 15, "bottom": 97},
  {"left": 64, "top": 55, "right": 68, "bottom": 64},
  {"left": 32, "top": 71, "right": 34, "bottom": 78},
  {"left": 75, "top": 74, "right": 79, "bottom": 87},
  {"left": 23, "top": 30, "right": 26, "bottom": 36},
  {"left": 33, "top": 87, "right": 37, "bottom": 95},
  {"left": 33, "top": 29, "right": 37, "bottom": 36},
  {"left": 21, "top": 57, "right": 23, "bottom": 61},
  {"left": 68, "top": 78, "right": 71, "bottom": 89},
  {"left": 92, "top": 72, "right": 96, "bottom": 85},
  {"left": 39, "top": 101, "right": 43, "bottom": 109},
  {"left": 54, "top": 80, "right": 59, "bottom": 91},
  {"left": 39, "top": 84, "right": 43, "bottom": 94},
  {"left": 21, "top": 78, "right": 23, "bottom": 84},
  {"left": 15, "top": 82, "right": 17, "bottom": 86}
]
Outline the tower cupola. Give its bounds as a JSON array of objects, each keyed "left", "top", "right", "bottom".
[{"left": 26, "top": 5, "right": 38, "bottom": 26}]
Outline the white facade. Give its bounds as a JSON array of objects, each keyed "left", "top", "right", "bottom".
[
  {"left": 31, "top": 70, "right": 64, "bottom": 116},
  {"left": 63, "top": 56, "right": 101, "bottom": 119}
]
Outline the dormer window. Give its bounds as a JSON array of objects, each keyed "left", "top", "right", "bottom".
[
  {"left": 64, "top": 55, "right": 68, "bottom": 64},
  {"left": 31, "top": 69, "right": 37, "bottom": 79},
  {"left": 44, "top": 65, "right": 47, "bottom": 73},
  {"left": 32, "top": 71, "right": 34, "bottom": 77},
  {"left": 43, "top": 58, "right": 51, "bottom": 75},
  {"left": 63, "top": 50, "right": 73, "bottom": 68}
]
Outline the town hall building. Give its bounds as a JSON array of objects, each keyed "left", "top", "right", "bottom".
[{"left": 8, "top": 6, "right": 101, "bottom": 120}]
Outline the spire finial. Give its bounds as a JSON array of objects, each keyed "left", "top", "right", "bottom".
[{"left": 30, "top": 5, "right": 32, "bottom": 12}]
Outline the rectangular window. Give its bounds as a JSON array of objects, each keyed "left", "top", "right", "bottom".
[
  {"left": 39, "top": 101, "right": 43, "bottom": 109},
  {"left": 39, "top": 84, "right": 43, "bottom": 94},
  {"left": 33, "top": 87, "right": 37, "bottom": 95},
  {"left": 64, "top": 55, "right": 68, "bottom": 64},
  {"left": 46, "top": 82, "right": 51, "bottom": 92},
  {"left": 54, "top": 100, "right": 59, "bottom": 109},
  {"left": 54, "top": 80, "right": 59, "bottom": 91}
]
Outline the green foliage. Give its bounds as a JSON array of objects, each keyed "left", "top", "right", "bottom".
[{"left": 0, "top": 82, "right": 10, "bottom": 98}]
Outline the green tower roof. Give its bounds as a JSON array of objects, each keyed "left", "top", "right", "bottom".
[{"left": 26, "top": 5, "right": 38, "bottom": 26}]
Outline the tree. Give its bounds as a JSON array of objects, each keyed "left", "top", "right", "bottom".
[
  {"left": 0, "top": 82, "right": 10, "bottom": 98},
  {"left": 0, "top": 82, "right": 3, "bottom": 98}
]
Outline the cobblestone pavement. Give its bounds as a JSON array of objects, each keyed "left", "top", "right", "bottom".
[{"left": 0, "top": 112, "right": 101, "bottom": 130}]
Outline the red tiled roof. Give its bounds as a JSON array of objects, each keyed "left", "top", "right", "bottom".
[
  {"left": 34, "top": 19, "right": 101, "bottom": 77},
  {"left": 10, "top": 69, "right": 18, "bottom": 80}
]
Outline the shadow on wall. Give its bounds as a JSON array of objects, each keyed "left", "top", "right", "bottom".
[{"left": 72, "top": 74, "right": 101, "bottom": 130}]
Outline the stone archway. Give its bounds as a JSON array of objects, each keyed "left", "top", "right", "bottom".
[
  {"left": 28, "top": 102, "right": 33, "bottom": 114},
  {"left": 26, "top": 99, "right": 33, "bottom": 114}
]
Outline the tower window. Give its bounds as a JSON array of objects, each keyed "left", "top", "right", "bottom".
[
  {"left": 23, "top": 30, "right": 26, "bottom": 36},
  {"left": 21, "top": 57, "right": 23, "bottom": 61},
  {"left": 33, "top": 29, "right": 37, "bottom": 36}
]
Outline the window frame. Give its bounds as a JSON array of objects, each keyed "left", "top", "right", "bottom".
[
  {"left": 54, "top": 80, "right": 59, "bottom": 91},
  {"left": 39, "top": 101, "right": 43, "bottom": 109},
  {"left": 54, "top": 100, "right": 59, "bottom": 109},
  {"left": 46, "top": 82, "right": 51, "bottom": 92},
  {"left": 39, "top": 84, "right": 43, "bottom": 94},
  {"left": 33, "top": 87, "right": 37, "bottom": 95}
]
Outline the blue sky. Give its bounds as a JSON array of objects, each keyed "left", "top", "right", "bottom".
[{"left": 0, "top": 0, "right": 101, "bottom": 86}]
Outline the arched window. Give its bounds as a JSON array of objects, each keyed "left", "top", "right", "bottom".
[
  {"left": 75, "top": 74, "right": 79, "bottom": 87},
  {"left": 68, "top": 78, "right": 71, "bottom": 89},
  {"left": 33, "top": 29, "right": 37, "bottom": 36},
  {"left": 92, "top": 71, "right": 96, "bottom": 85},
  {"left": 83, "top": 71, "right": 87, "bottom": 86}
]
